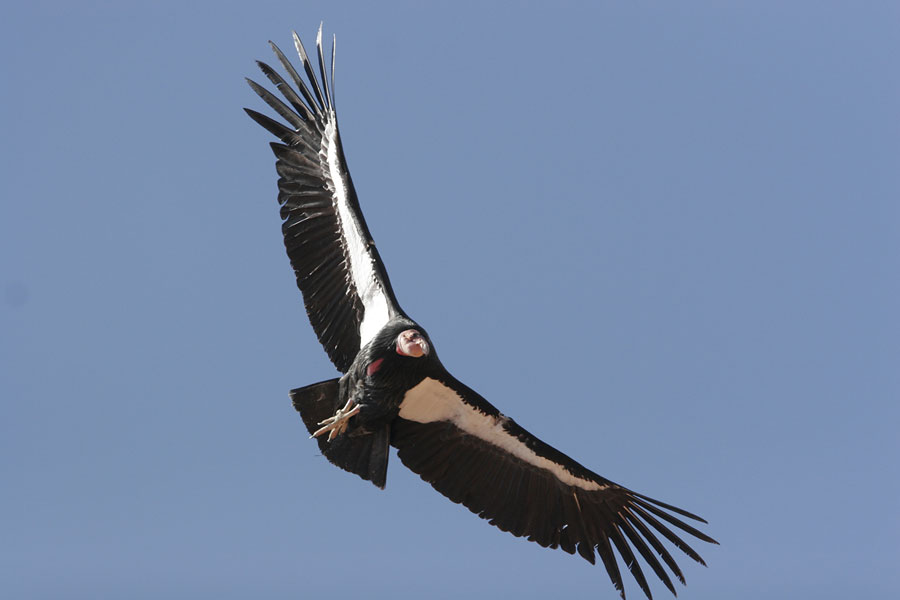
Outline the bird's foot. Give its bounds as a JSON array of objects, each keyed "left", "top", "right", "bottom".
[{"left": 311, "top": 398, "right": 361, "bottom": 442}]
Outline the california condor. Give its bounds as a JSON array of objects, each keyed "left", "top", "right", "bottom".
[{"left": 245, "top": 26, "right": 717, "bottom": 599}]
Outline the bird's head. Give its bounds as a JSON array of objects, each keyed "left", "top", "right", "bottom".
[
  {"left": 363, "top": 319, "right": 437, "bottom": 381},
  {"left": 395, "top": 328, "right": 429, "bottom": 358}
]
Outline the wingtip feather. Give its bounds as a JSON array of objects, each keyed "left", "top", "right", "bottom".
[
  {"left": 293, "top": 28, "right": 326, "bottom": 110},
  {"left": 315, "top": 23, "right": 332, "bottom": 109}
]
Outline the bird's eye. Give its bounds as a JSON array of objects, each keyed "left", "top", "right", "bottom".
[{"left": 396, "top": 329, "right": 429, "bottom": 358}]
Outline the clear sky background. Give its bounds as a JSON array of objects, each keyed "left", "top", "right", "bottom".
[{"left": 2, "top": 2, "right": 898, "bottom": 599}]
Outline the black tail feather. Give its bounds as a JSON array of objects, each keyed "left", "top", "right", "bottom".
[{"left": 290, "top": 379, "right": 390, "bottom": 488}]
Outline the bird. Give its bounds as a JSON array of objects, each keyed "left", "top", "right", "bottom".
[{"left": 245, "top": 25, "right": 717, "bottom": 600}]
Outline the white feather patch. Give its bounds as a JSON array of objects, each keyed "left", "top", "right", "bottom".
[
  {"left": 323, "top": 116, "right": 391, "bottom": 346},
  {"left": 399, "top": 378, "right": 606, "bottom": 492}
]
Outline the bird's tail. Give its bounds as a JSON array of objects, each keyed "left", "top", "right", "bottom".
[{"left": 290, "top": 379, "right": 390, "bottom": 489}]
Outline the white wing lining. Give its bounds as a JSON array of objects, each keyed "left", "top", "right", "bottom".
[
  {"left": 323, "top": 117, "right": 392, "bottom": 346},
  {"left": 399, "top": 378, "right": 609, "bottom": 492}
]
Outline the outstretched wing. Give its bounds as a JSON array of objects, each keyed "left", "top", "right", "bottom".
[
  {"left": 392, "top": 375, "right": 717, "bottom": 600},
  {"left": 245, "top": 27, "right": 402, "bottom": 372}
]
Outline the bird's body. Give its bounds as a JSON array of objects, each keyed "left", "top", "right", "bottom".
[
  {"left": 246, "top": 26, "right": 717, "bottom": 599},
  {"left": 291, "top": 316, "right": 430, "bottom": 488}
]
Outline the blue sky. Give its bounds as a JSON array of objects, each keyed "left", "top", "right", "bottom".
[{"left": 2, "top": 2, "right": 898, "bottom": 598}]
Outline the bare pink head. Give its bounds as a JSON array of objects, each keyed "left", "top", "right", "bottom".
[{"left": 396, "top": 329, "right": 429, "bottom": 358}]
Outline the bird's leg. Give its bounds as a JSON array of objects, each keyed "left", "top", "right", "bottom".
[{"left": 311, "top": 397, "right": 361, "bottom": 442}]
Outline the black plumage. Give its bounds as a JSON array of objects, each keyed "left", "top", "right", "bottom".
[{"left": 246, "top": 26, "right": 717, "bottom": 599}]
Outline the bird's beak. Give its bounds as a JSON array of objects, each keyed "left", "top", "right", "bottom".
[{"left": 396, "top": 329, "right": 429, "bottom": 358}]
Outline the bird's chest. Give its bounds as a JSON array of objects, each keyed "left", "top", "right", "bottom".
[{"left": 339, "top": 369, "right": 413, "bottom": 428}]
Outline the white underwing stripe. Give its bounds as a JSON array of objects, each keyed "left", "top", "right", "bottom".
[
  {"left": 323, "top": 116, "right": 391, "bottom": 346},
  {"left": 399, "top": 378, "right": 607, "bottom": 492}
]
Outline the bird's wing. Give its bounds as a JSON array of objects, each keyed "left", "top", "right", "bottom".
[
  {"left": 245, "top": 27, "right": 402, "bottom": 372},
  {"left": 392, "top": 375, "right": 717, "bottom": 600}
]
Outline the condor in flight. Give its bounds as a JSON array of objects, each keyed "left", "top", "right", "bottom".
[{"left": 246, "top": 26, "right": 717, "bottom": 599}]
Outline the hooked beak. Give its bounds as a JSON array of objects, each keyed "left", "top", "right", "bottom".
[{"left": 396, "top": 329, "right": 429, "bottom": 358}]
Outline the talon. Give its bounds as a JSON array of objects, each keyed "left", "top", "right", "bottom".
[{"left": 311, "top": 398, "right": 361, "bottom": 441}]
